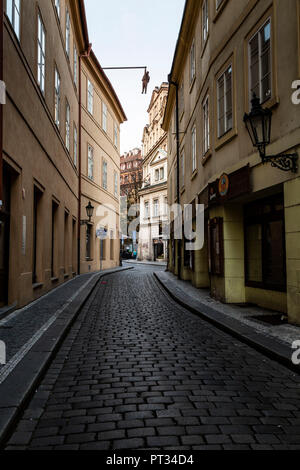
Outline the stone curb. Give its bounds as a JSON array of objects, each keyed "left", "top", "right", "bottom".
[
  {"left": 154, "top": 272, "right": 300, "bottom": 375},
  {"left": 123, "top": 261, "right": 167, "bottom": 267},
  {"left": 0, "top": 266, "right": 133, "bottom": 448}
]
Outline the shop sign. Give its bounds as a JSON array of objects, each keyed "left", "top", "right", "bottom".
[{"left": 218, "top": 173, "right": 230, "bottom": 197}]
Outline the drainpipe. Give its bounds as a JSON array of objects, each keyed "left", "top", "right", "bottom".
[
  {"left": 168, "top": 75, "right": 181, "bottom": 280},
  {"left": 77, "top": 43, "right": 92, "bottom": 275},
  {"left": 0, "top": 0, "right": 4, "bottom": 210}
]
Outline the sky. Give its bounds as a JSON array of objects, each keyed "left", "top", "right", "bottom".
[{"left": 84, "top": 0, "right": 185, "bottom": 155}]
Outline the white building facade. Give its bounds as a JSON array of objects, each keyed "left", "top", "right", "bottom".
[{"left": 138, "top": 83, "right": 169, "bottom": 262}]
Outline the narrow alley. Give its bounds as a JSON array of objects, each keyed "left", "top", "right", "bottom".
[{"left": 4, "top": 265, "right": 300, "bottom": 451}]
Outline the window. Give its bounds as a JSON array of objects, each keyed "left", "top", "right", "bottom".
[
  {"left": 154, "top": 199, "right": 159, "bottom": 217},
  {"left": 145, "top": 201, "right": 149, "bottom": 219},
  {"left": 55, "top": 0, "right": 60, "bottom": 19},
  {"left": 160, "top": 167, "right": 164, "bottom": 180},
  {"left": 114, "top": 123, "right": 118, "bottom": 147},
  {"left": 88, "top": 145, "right": 94, "bottom": 180},
  {"left": 190, "top": 40, "right": 195, "bottom": 83},
  {"left": 102, "top": 102, "right": 107, "bottom": 132},
  {"left": 74, "top": 44, "right": 78, "bottom": 86},
  {"left": 65, "top": 100, "right": 70, "bottom": 151},
  {"left": 203, "top": 95, "right": 210, "bottom": 154},
  {"left": 37, "top": 14, "right": 46, "bottom": 94},
  {"left": 114, "top": 171, "right": 118, "bottom": 197},
  {"left": 73, "top": 125, "right": 77, "bottom": 166},
  {"left": 102, "top": 160, "right": 108, "bottom": 189},
  {"left": 6, "top": 0, "right": 20, "bottom": 39},
  {"left": 164, "top": 197, "right": 168, "bottom": 215},
  {"left": 65, "top": 8, "right": 70, "bottom": 58},
  {"left": 249, "top": 19, "right": 271, "bottom": 105},
  {"left": 54, "top": 67, "right": 60, "bottom": 127},
  {"left": 202, "top": 0, "right": 209, "bottom": 43},
  {"left": 191, "top": 125, "right": 197, "bottom": 172},
  {"left": 217, "top": 64, "right": 232, "bottom": 138},
  {"left": 155, "top": 169, "right": 159, "bottom": 181},
  {"left": 87, "top": 79, "right": 93, "bottom": 114},
  {"left": 181, "top": 150, "right": 185, "bottom": 188},
  {"left": 244, "top": 194, "right": 286, "bottom": 291}
]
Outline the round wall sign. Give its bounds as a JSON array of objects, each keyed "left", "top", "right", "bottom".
[{"left": 218, "top": 173, "right": 230, "bottom": 197}]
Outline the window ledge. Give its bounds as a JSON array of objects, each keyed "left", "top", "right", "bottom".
[
  {"left": 263, "top": 95, "right": 280, "bottom": 111},
  {"left": 202, "top": 150, "right": 212, "bottom": 166},
  {"left": 215, "top": 128, "right": 238, "bottom": 151},
  {"left": 33, "top": 282, "right": 43, "bottom": 290},
  {"left": 245, "top": 95, "right": 280, "bottom": 114},
  {"left": 201, "top": 33, "right": 209, "bottom": 58},
  {"left": 191, "top": 169, "right": 198, "bottom": 181},
  {"left": 213, "top": 0, "right": 229, "bottom": 23},
  {"left": 64, "top": 273, "right": 69, "bottom": 279},
  {"left": 189, "top": 76, "right": 196, "bottom": 94},
  {"left": 51, "top": 277, "right": 59, "bottom": 283}
]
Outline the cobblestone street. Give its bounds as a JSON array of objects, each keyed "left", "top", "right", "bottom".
[{"left": 5, "top": 265, "right": 300, "bottom": 450}]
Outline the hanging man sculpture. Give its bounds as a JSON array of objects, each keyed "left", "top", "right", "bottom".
[{"left": 142, "top": 70, "right": 150, "bottom": 94}]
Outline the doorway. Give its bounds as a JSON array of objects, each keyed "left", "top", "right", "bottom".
[{"left": 153, "top": 240, "right": 163, "bottom": 261}]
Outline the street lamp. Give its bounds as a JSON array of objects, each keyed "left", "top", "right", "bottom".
[
  {"left": 86, "top": 201, "right": 94, "bottom": 221},
  {"left": 244, "top": 93, "right": 298, "bottom": 173},
  {"left": 80, "top": 201, "right": 94, "bottom": 225}
]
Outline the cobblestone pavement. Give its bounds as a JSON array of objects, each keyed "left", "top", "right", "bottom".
[
  {"left": 4, "top": 265, "right": 300, "bottom": 450},
  {"left": 0, "top": 271, "right": 99, "bottom": 372}
]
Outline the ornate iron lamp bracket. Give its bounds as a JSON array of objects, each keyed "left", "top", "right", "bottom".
[{"left": 263, "top": 153, "right": 298, "bottom": 173}]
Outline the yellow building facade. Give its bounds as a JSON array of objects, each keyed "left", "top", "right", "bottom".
[
  {"left": 163, "top": 0, "right": 300, "bottom": 324},
  {"left": 80, "top": 52, "right": 126, "bottom": 274},
  {"left": 0, "top": 0, "right": 125, "bottom": 312}
]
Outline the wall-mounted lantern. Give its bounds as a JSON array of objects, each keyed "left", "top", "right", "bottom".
[
  {"left": 244, "top": 93, "right": 298, "bottom": 173},
  {"left": 80, "top": 201, "right": 94, "bottom": 225}
]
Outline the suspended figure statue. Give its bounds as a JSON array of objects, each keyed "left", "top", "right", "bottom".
[{"left": 142, "top": 70, "right": 150, "bottom": 94}]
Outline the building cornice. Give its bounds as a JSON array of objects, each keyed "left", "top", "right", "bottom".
[{"left": 139, "top": 181, "right": 168, "bottom": 196}]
